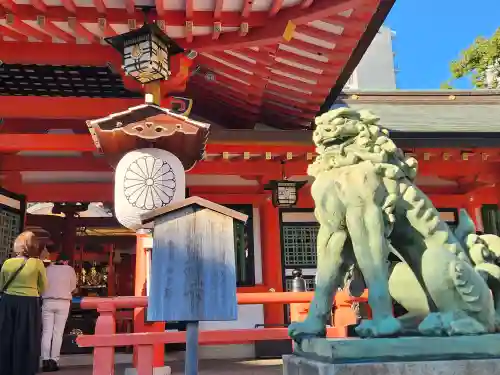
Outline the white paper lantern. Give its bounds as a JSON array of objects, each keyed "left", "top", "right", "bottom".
[{"left": 114, "top": 148, "right": 185, "bottom": 230}]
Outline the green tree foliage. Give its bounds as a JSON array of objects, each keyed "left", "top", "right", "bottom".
[{"left": 443, "top": 27, "right": 500, "bottom": 89}]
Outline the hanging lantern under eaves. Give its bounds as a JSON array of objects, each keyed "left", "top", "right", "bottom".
[
  {"left": 264, "top": 180, "right": 307, "bottom": 208},
  {"left": 105, "top": 22, "right": 184, "bottom": 84}
]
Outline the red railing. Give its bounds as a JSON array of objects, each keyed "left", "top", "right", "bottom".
[{"left": 76, "top": 290, "right": 368, "bottom": 375}]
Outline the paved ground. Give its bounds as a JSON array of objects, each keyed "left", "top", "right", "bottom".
[{"left": 56, "top": 359, "right": 283, "bottom": 375}]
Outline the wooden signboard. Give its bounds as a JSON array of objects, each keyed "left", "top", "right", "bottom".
[
  {"left": 141, "top": 196, "right": 247, "bottom": 322},
  {"left": 141, "top": 197, "right": 247, "bottom": 375}
]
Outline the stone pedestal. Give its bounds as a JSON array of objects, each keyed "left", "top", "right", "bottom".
[
  {"left": 285, "top": 335, "right": 500, "bottom": 375},
  {"left": 283, "top": 355, "right": 500, "bottom": 375}
]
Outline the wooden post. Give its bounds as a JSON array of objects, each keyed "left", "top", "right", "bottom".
[
  {"left": 107, "top": 244, "right": 115, "bottom": 297},
  {"left": 184, "top": 321, "right": 199, "bottom": 375},
  {"left": 259, "top": 198, "right": 284, "bottom": 325},
  {"left": 93, "top": 302, "right": 116, "bottom": 375},
  {"left": 133, "top": 230, "right": 165, "bottom": 369},
  {"left": 136, "top": 345, "right": 154, "bottom": 375},
  {"left": 62, "top": 215, "right": 76, "bottom": 262}
]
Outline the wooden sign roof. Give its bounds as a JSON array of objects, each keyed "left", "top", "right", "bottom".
[
  {"left": 140, "top": 196, "right": 248, "bottom": 224},
  {"left": 0, "top": 0, "right": 395, "bottom": 129}
]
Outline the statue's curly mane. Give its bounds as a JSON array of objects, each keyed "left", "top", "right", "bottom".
[
  {"left": 308, "top": 108, "right": 418, "bottom": 182},
  {"left": 309, "top": 108, "right": 419, "bottom": 235}
]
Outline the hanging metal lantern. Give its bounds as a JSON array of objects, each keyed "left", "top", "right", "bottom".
[
  {"left": 105, "top": 21, "right": 184, "bottom": 84},
  {"left": 264, "top": 161, "right": 307, "bottom": 207},
  {"left": 264, "top": 180, "right": 307, "bottom": 208}
]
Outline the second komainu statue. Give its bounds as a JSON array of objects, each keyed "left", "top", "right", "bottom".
[{"left": 289, "top": 107, "right": 500, "bottom": 340}]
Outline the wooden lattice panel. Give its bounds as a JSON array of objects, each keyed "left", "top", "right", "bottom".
[
  {"left": 0, "top": 210, "right": 21, "bottom": 263},
  {"left": 0, "top": 63, "right": 141, "bottom": 97},
  {"left": 0, "top": 188, "right": 25, "bottom": 264}
]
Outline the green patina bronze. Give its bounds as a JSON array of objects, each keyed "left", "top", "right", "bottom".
[{"left": 289, "top": 107, "right": 500, "bottom": 341}]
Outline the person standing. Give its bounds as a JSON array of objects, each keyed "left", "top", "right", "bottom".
[
  {"left": 41, "top": 253, "right": 77, "bottom": 372},
  {"left": 0, "top": 231, "right": 48, "bottom": 375}
]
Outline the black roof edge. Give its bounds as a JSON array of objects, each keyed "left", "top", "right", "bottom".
[
  {"left": 392, "top": 132, "right": 500, "bottom": 148},
  {"left": 317, "top": 0, "right": 396, "bottom": 117}
]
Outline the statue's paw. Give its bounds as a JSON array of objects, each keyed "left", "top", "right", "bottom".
[
  {"left": 447, "top": 317, "right": 488, "bottom": 336},
  {"left": 355, "top": 316, "right": 402, "bottom": 338},
  {"left": 288, "top": 320, "right": 326, "bottom": 343},
  {"left": 418, "top": 313, "right": 445, "bottom": 336},
  {"left": 419, "top": 312, "right": 488, "bottom": 336},
  {"left": 495, "top": 313, "right": 500, "bottom": 332}
]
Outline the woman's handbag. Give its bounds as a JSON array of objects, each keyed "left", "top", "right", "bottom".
[{"left": 0, "top": 259, "right": 28, "bottom": 299}]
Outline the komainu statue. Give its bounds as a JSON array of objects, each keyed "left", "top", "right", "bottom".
[{"left": 289, "top": 107, "right": 500, "bottom": 340}]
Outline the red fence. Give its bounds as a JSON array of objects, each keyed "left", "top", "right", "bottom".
[{"left": 77, "top": 290, "right": 368, "bottom": 375}]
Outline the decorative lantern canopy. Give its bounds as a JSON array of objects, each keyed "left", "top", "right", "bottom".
[
  {"left": 104, "top": 20, "right": 184, "bottom": 84},
  {"left": 264, "top": 162, "right": 307, "bottom": 208}
]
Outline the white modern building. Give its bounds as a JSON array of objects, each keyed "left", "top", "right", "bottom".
[{"left": 345, "top": 26, "right": 397, "bottom": 90}]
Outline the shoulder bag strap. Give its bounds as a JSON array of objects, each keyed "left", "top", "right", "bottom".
[{"left": 1, "top": 258, "right": 28, "bottom": 294}]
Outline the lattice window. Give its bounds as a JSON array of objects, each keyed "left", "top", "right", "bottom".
[
  {"left": 0, "top": 210, "right": 21, "bottom": 263},
  {"left": 282, "top": 225, "right": 319, "bottom": 267}
]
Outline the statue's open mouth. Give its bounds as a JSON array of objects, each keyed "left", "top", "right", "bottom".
[{"left": 320, "top": 136, "right": 351, "bottom": 148}]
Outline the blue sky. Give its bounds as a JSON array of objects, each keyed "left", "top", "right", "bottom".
[{"left": 385, "top": 0, "right": 500, "bottom": 89}]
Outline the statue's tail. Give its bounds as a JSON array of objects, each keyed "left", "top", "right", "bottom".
[
  {"left": 450, "top": 258, "right": 496, "bottom": 332},
  {"left": 453, "top": 209, "right": 477, "bottom": 249}
]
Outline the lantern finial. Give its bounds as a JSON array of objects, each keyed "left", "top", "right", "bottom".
[{"left": 145, "top": 93, "right": 154, "bottom": 104}]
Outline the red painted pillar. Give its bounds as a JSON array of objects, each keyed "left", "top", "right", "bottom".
[
  {"left": 259, "top": 198, "right": 284, "bottom": 325},
  {"left": 133, "top": 230, "right": 165, "bottom": 368},
  {"left": 107, "top": 244, "right": 115, "bottom": 297}
]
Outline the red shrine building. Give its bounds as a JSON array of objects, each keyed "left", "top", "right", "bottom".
[{"left": 3, "top": 0, "right": 500, "bottom": 360}]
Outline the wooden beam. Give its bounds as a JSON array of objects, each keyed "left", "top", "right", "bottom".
[
  {"left": 36, "top": 15, "right": 76, "bottom": 43},
  {"left": 0, "top": 0, "right": 17, "bottom": 12},
  {"left": 60, "top": 0, "right": 76, "bottom": 13},
  {"left": 124, "top": 0, "right": 135, "bottom": 14},
  {"left": 68, "top": 17, "right": 100, "bottom": 43},
  {"left": 0, "top": 24, "right": 28, "bottom": 41},
  {"left": 155, "top": 0, "right": 165, "bottom": 16},
  {"left": 0, "top": 42, "right": 120, "bottom": 65},
  {"left": 0, "top": 119, "right": 88, "bottom": 133},
  {"left": 0, "top": 155, "right": 309, "bottom": 176},
  {"left": 0, "top": 133, "right": 316, "bottom": 152},
  {"left": 180, "top": 0, "right": 367, "bottom": 51},
  {"left": 1, "top": 155, "right": 111, "bottom": 171},
  {"left": 269, "top": 0, "right": 284, "bottom": 16},
  {"left": 30, "top": 0, "right": 47, "bottom": 13},
  {"left": 0, "top": 0, "right": 366, "bottom": 29},
  {"left": 0, "top": 134, "right": 95, "bottom": 152},
  {"left": 0, "top": 96, "right": 143, "bottom": 119},
  {"left": 5, "top": 13, "right": 52, "bottom": 42},
  {"left": 13, "top": 183, "right": 271, "bottom": 203},
  {"left": 93, "top": 0, "right": 106, "bottom": 14}
]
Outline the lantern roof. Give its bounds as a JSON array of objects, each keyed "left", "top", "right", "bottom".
[
  {"left": 0, "top": 0, "right": 395, "bottom": 129},
  {"left": 104, "top": 21, "right": 184, "bottom": 56},
  {"left": 87, "top": 102, "right": 210, "bottom": 170}
]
